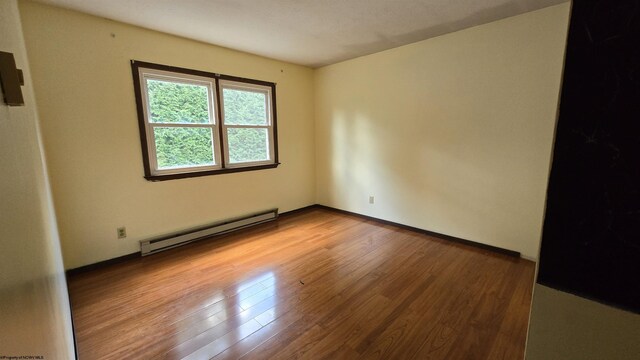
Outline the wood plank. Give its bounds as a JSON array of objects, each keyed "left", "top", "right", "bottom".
[{"left": 67, "top": 207, "right": 535, "bottom": 359}]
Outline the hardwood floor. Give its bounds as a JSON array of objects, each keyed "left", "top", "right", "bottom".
[{"left": 68, "top": 207, "right": 535, "bottom": 359}]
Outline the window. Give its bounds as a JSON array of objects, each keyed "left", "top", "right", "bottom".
[{"left": 131, "top": 60, "right": 278, "bottom": 180}]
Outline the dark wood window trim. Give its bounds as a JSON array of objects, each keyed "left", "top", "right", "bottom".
[{"left": 131, "top": 60, "right": 279, "bottom": 182}]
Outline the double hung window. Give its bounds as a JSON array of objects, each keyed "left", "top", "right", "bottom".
[{"left": 132, "top": 61, "right": 278, "bottom": 180}]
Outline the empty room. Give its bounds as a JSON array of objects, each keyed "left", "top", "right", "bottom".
[{"left": 1, "top": 0, "right": 639, "bottom": 359}]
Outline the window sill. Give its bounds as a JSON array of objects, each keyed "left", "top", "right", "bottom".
[{"left": 144, "top": 162, "right": 280, "bottom": 182}]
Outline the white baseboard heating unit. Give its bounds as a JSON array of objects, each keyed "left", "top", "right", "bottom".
[{"left": 140, "top": 208, "right": 278, "bottom": 256}]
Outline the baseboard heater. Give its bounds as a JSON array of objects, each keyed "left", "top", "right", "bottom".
[{"left": 140, "top": 208, "right": 278, "bottom": 256}]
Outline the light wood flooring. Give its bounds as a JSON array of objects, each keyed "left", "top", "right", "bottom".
[{"left": 68, "top": 207, "right": 535, "bottom": 359}]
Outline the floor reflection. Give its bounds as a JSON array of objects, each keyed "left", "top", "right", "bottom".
[{"left": 181, "top": 271, "right": 279, "bottom": 359}]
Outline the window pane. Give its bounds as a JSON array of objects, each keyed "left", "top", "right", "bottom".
[
  {"left": 147, "top": 79, "right": 211, "bottom": 124},
  {"left": 154, "top": 127, "right": 215, "bottom": 169},
  {"left": 227, "top": 128, "right": 269, "bottom": 164},
  {"left": 222, "top": 88, "right": 268, "bottom": 125}
]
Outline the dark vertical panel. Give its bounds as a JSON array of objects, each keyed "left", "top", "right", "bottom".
[
  {"left": 537, "top": 0, "right": 640, "bottom": 313},
  {"left": 0, "top": 51, "right": 25, "bottom": 106}
]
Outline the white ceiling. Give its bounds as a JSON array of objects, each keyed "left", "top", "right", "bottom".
[{"left": 34, "top": 0, "right": 567, "bottom": 68}]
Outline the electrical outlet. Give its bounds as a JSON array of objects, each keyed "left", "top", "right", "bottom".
[
  {"left": 369, "top": 195, "right": 375, "bottom": 204},
  {"left": 117, "top": 227, "right": 127, "bottom": 239}
]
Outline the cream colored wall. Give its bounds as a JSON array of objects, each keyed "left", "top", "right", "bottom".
[
  {"left": 20, "top": 0, "right": 570, "bottom": 268},
  {"left": 314, "top": 3, "right": 570, "bottom": 259},
  {"left": 526, "top": 285, "right": 640, "bottom": 359},
  {"left": 19, "top": 1, "right": 316, "bottom": 269},
  {"left": 0, "top": 0, "right": 75, "bottom": 356}
]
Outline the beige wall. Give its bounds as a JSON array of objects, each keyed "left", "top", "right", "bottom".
[
  {"left": 12, "top": 3, "right": 639, "bottom": 359},
  {"left": 314, "top": 3, "right": 570, "bottom": 259},
  {"left": 0, "top": 0, "right": 75, "bottom": 356},
  {"left": 526, "top": 285, "right": 640, "bottom": 359},
  {"left": 20, "top": 0, "right": 571, "bottom": 268},
  {"left": 19, "top": 1, "right": 316, "bottom": 269}
]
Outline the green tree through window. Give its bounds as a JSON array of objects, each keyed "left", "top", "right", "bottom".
[{"left": 133, "top": 60, "right": 278, "bottom": 180}]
